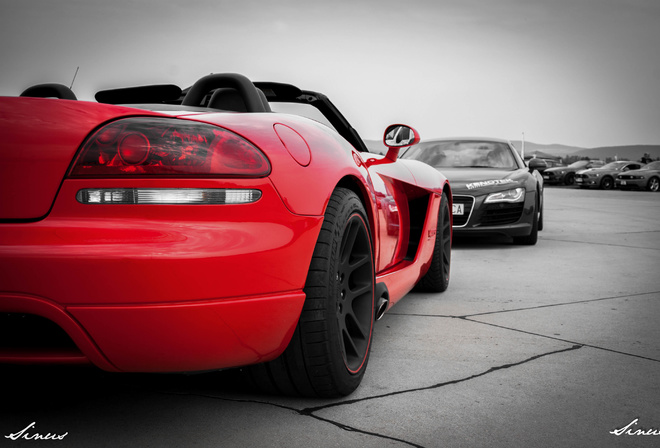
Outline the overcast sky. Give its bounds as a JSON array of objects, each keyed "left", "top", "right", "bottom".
[{"left": 1, "top": 0, "right": 658, "bottom": 148}]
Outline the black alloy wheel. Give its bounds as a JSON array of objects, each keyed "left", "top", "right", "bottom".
[
  {"left": 415, "top": 191, "right": 451, "bottom": 292},
  {"left": 537, "top": 190, "right": 544, "bottom": 231},
  {"left": 564, "top": 172, "right": 576, "bottom": 185},
  {"left": 601, "top": 176, "right": 614, "bottom": 190},
  {"left": 648, "top": 177, "right": 660, "bottom": 192},
  {"left": 246, "top": 188, "right": 375, "bottom": 397},
  {"left": 513, "top": 193, "right": 539, "bottom": 245}
]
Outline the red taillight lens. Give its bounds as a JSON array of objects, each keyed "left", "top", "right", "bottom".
[{"left": 69, "top": 117, "right": 270, "bottom": 177}]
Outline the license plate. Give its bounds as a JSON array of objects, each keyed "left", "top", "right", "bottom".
[
  {"left": 576, "top": 178, "right": 583, "bottom": 183},
  {"left": 621, "top": 180, "right": 627, "bottom": 185},
  {"left": 543, "top": 175, "right": 549, "bottom": 180},
  {"left": 453, "top": 204, "right": 464, "bottom": 215}
]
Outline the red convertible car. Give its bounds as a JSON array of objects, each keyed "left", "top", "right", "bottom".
[{"left": 0, "top": 73, "right": 451, "bottom": 397}]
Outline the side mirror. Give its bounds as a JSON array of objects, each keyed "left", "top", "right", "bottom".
[
  {"left": 383, "top": 124, "right": 420, "bottom": 161},
  {"left": 527, "top": 158, "right": 546, "bottom": 172}
]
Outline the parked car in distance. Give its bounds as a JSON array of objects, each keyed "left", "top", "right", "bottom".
[
  {"left": 523, "top": 158, "right": 563, "bottom": 175},
  {"left": 575, "top": 161, "right": 644, "bottom": 189},
  {"left": 543, "top": 159, "right": 605, "bottom": 185},
  {"left": 615, "top": 161, "right": 660, "bottom": 192}
]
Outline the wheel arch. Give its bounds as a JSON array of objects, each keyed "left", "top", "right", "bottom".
[{"left": 336, "top": 175, "right": 377, "bottom": 242}]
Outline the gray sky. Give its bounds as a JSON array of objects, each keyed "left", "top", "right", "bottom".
[{"left": 1, "top": 0, "right": 658, "bottom": 147}]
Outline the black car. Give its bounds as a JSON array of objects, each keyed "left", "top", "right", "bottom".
[
  {"left": 543, "top": 159, "right": 604, "bottom": 185},
  {"left": 401, "top": 138, "right": 544, "bottom": 245},
  {"left": 575, "top": 161, "right": 644, "bottom": 189},
  {"left": 615, "top": 161, "right": 660, "bottom": 191}
]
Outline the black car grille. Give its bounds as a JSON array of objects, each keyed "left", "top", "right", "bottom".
[
  {"left": 617, "top": 174, "right": 636, "bottom": 180},
  {"left": 479, "top": 202, "right": 524, "bottom": 226},
  {"left": 452, "top": 195, "right": 474, "bottom": 227},
  {"left": 575, "top": 173, "right": 587, "bottom": 180}
]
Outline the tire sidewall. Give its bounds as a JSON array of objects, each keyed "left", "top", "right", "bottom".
[{"left": 311, "top": 189, "right": 375, "bottom": 395}]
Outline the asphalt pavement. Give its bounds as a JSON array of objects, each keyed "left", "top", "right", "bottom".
[{"left": 2, "top": 187, "right": 659, "bottom": 447}]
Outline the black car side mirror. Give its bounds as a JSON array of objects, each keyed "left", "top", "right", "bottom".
[{"left": 527, "top": 158, "right": 546, "bottom": 173}]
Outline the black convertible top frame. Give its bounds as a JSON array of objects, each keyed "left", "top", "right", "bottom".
[
  {"left": 254, "top": 81, "right": 369, "bottom": 153},
  {"left": 86, "top": 74, "right": 369, "bottom": 153}
]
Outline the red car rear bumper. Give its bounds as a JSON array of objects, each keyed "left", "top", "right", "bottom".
[
  {"left": 0, "top": 179, "right": 321, "bottom": 372},
  {"left": 0, "top": 291, "right": 306, "bottom": 372}
]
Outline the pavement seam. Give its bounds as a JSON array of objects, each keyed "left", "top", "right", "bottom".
[
  {"left": 156, "top": 390, "right": 422, "bottom": 448},
  {"left": 390, "top": 290, "right": 660, "bottom": 318},
  {"left": 301, "top": 344, "right": 582, "bottom": 413},
  {"left": 154, "top": 345, "right": 582, "bottom": 448},
  {"left": 540, "top": 236, "right": 660, "bottom": 251},
  {"left": 461, "top": 317, "right": 660, "bottom": 363}
]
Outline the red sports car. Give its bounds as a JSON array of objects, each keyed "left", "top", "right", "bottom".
[{"left": 0, "top": 73, "right": 451, "bottom": 397}]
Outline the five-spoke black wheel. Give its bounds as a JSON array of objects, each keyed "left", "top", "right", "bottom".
[{"left": 247, "top": 188, "right": 374, "bottom": 397}]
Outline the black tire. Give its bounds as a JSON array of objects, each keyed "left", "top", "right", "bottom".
[
  {"left": 415, "top": 192, "right": 451, "bottom": 292},
  {"left": 513, "top": 193, "right": 539, "bottom": 245},
  {"left": 564, "top": 172, "right": 575, "bottom": 186},
  {"left": 647, "top": 177, "right": 660, "bottom": 192},
  {"left": 247, "top": 188, "right": 375, "bottom": 397},
  {"left": 537, "top": 190, "right": 544, "bottom": 231},
  {"left": 600, "top": 176, "right": 614, "bottom": 190}
]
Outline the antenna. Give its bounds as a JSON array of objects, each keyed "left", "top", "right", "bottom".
[{"left": 69, "top": 66, "right": 80, "bottom": 89}]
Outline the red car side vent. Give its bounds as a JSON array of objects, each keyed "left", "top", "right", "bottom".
[{"left": 69, "top": 117, "right": 270, "bottom": 177}]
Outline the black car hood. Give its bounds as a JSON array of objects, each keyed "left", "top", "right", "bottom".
[
  {"left": 544, "top": 166, "right": 569, "bottom": 173},
  {"left": 443, "top": 168, "right": 527, "bottom": 194}
]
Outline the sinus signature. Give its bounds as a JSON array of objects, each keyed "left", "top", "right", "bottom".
[{"left": 5, "top": 422, "right": 68, "bottom": 441}]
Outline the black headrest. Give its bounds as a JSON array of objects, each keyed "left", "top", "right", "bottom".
[{"left": 20, "top": 83, "right": 77, "bottom": 100}]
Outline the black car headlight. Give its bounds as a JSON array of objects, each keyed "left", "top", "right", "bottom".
[{"left": 484, "top": 188, "right": 525, "bottom": 203}]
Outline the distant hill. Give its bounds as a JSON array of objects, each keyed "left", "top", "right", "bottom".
[
  {"left": 508, "top": 141, "right": 659, "bottom": 162},
  {"left": 364, "top": 138, "right": 660, "bottom": 163},
  {"left": 571, "top": 145, "right": 660, "bottom": 162},
  {"left": 509, "top": 141, "right": 586, "bottom": 158}
]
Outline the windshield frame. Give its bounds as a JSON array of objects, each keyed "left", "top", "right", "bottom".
[{"left": 401, "top": 139, "right": 524, "bottom": 170}]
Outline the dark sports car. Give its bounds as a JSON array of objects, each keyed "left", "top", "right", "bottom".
[
  {"left": 615, "top": 161, "right": 660, "bottom": 191},
  {"left": 575, "top": 161, "right": 644, "bottom": 189},
  {"left": 401, "top": 138, "right": 543, "bottom": 245},
  {"left": 543, "top": 159, "right": 604, "bottom": 185},
  {"left": 0, "top": 73, "right": 452, "bottom": 397}
]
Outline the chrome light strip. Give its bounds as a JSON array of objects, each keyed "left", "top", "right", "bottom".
[{"left": 76, "top": 188, "right": 262, "bottom": 205}]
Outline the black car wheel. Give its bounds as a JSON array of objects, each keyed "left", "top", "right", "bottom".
[
  {"left": 564, "top": 173, "right": 575, "bottom": 186},
  {"left": 600, "top": 176, "right": 614, "bottom": 190},
  {"left": 415, "top": 191, "right": 451, "bottom": 292},
  {"left": 648, "top": 177, "right": 660, "bottom": 192},
  {"left": 537, "top": 191, "right": 544, "bottom": 231},
  {"left": 247, "top": 188, "right": 375, "bottom": 397},
  {"left": 513, "top": 193, "right": 539, "bottom": 245}
]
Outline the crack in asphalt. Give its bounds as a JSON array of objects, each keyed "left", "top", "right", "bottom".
[
  {"left": 540, "top": 236, "right": 660, "bottom": 251},
  {"left": 388, "top": 290, "right": 659, "bottom": 321},
  {"left": 460, "top": 317, "right": 660, "bottom": 363},
  {"left": 389, "top": 290, "right": 660, "bottom": 363},
  {"left": 158, "top": 344, "right": 582, "bottom": 448}
]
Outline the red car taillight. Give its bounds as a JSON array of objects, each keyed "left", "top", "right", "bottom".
[{"left": 69, "top": 117, "right": 270, "bottom": 178}]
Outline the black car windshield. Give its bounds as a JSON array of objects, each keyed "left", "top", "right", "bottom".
[
  {"left": 402, "top": 140, "right": 518, "bottom": 169},
  {"left": 641, "top": 161, "right": 660, "bottom": 170},
  {"left": 567, "top": 160, "right": 590, "bottom": 169}
]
